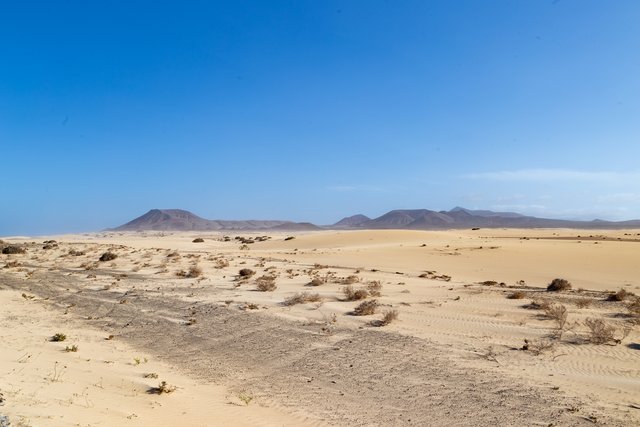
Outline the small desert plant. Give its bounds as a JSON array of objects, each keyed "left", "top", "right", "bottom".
[
  {"left": 65, "top": 345, "right": 78, "bottom": 352},
  {"left": 51, "top": 333, "right": 67, "bottom": 342},
  {"left": 2, "top": 245, "right": 26, "bottom": 255},
  {"left": 149, "top": 381, "right": 176, "bottom": 394},
  {"left": 508, "top": 291, "right": 526, "bottom": 300},
  {"left": 237, "top": 392, "right": 253, "bottom": 405},
  {"left": 544, "top": 303, "right": 568, "bottom": 338},
  {"left": 255, "top": 275, "right": 277, "bottom": 292},
  {"left": 283, "top": 292, "right": 322, "bottom": 306},
  {"left": 308, "top": 277, "right": 324, "bottom": 286},
  {"left": 340, "top": 275, "right": 360, "bottom": 285},
  {"left": 607, "top": 288, "right": 631, "bottom": 302},
  {"left": 284, "top": 236, "right": 295, "bottom": 241},
  {"left": 353, "top": 299, "right": 379, "bottom": 316},
  {"left": 547, "top": 278, "right": 571, "bottom": 292},
  {"left": 342, "top": 285, "right": 368, "bottom": 301},
  {"left": 366, "top": 281, "right": 383, "bottom": 297},
  {"left": 176, "top": 265, "right": 202, "bottom": 278},
  {"left": 372, "top": 309, "right": 399, "bottom": 326},
  {"left": 526, "top": 299, "right": 551, "bottom": 310},
  {"left": 144, "top": 372, "right": 159, "bottom": 379},
  {"left": 192, "top": 238, "right": 204, "bottom": 243},
  {"left": 99, "top": 252, "right": 117, "bottom": 262},
  {"left": 584, "top": 318, "right": 617, "bottom": 345},
  {"left": 574, "top": 298, "right": 592, "bottom": 309},
  {"left": 239, "top": 268, "right": 256, "bottom": 278},
  {"left": 628, "top": 296, "right": 640, "bottom": 323}
]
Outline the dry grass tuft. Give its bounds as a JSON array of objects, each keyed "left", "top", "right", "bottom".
[
  {"left": 543, "top": 303, "right": 568, "bottom": 338},
  {"left": 607, "top": 288, "right": 631, "bottom": 302},
  {"left": 371, "top": 309, "right": 399, "bottom": 327},
  {"left": 584, "top": 318, "right": 617, "bottom": 345},
  {"left": 149, "top": 381, "right": 176, "bottom": 394},
  {"left": 238, "top": 268, "right": 256, "bottom": 278},
  {"left": 353, "top": 299, "right": 379, "bottom": 316},
  {"left": 176, "top": 265, "right": 202, "bottom": 278},
  {"left": 574, "top": 298, "right": 592, "bottom": 309},
  {"left": 255, "top": 275, "right": 277, "bottom": 292},
  {"left": 507, "top": 291, "right": 526, "bottom": 300},
  {"left": 342, "top": 285, "right": 368, "bottom": 301},
  {"left": 283, "top": 292, "right": 322, "bottom": 306},
  {"left": 51, "top": 333, "right": 67, "bottom": 342},
  {"left": 547, "top": 278, "right": 571, "bottom": 292},
  {"left": 366, "top": 281, "right": 383, "bottom": 297}
]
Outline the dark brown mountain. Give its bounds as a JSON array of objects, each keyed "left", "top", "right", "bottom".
[
  {"left": 333, "top": 214, "right": 371, "bottom": 228},
  {"left": 111, "top": 209, "right": 314, "bottom": 231}
]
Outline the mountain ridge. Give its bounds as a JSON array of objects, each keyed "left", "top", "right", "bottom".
[{"left": 110, "top": 208, "right": 640, "bottom": 231}]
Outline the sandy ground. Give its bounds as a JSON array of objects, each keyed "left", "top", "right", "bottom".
[{"left": 1, "top": 228, "right": 639, "bottom": 426}]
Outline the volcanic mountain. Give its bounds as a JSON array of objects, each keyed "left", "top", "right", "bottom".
[
  {"left": 332, "top": 208, "right": 640, "bottom": 230},
  {"left": 111, "top": 209, "right": 321, "bottom": 231}
]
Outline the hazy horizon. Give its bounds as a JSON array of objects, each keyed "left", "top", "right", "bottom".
[{"left": 2, "top": 1, "right": 639, "bottom": 235}]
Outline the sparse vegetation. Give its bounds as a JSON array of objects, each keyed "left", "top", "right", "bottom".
[
  {"left": 607, "top": 288, "right": 631, "bottom": 302},
  {"left": 342, "top": 285, "right": 369, "bottom": 301},
  {"left": 2, "top": 245, "right": 26, "bottom": 255},
  {"left": 144, "top": 372, "right": 159, "bottom": 379},
  {"left": 371, "top": 309, "right": 399, "bottom": 326},
  {"left": 239, "top": 268, "right": 256, "bottom": 278},
  {"left": 284, "top": 236, "right": 295, "bottom": 241},
  {"left": 283, "top": 292, "right": 322, "bottom": 306},
  {"left": 508, "top": 291, "right": 526, "bottom": 299},
  {"left": 366, "top": 281, "right": 383, "bottom": 297},
  {"left": 308, "top": 278, "right": 324, "bottom": 286},
  {"left": 65, "top": 345, "right": 78, "bottom": 352},
  {"left": 176, "top": 265, "right": 202, "bottom": 278},
  {"left": 51, "top": 333, "right": 67, "bottom": 342},
  {"left": 192, "top": 238, "right": 204, "bottom": 243},
  {"left": 547, "top": 278, "right": 571, "bottom": 292},
  {"left": 543, "top": 303, "right": 568, "bottom": 338},
  {"left": 255, "top": 275, "right": 277, "bottom": 291},
  {"left": 99, "top": 252, "right": 117, "bottom": 262},
  {"left": 584, "top": 318, "right": 617, "bottom": 345},
  {"left": 353, "top": 299, "right": 379, "bottom": 316},
  {"left": 149, "top": 381, "right": 176, "bottom": 394}
]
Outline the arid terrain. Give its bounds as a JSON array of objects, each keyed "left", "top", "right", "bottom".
[{"left": 1, "top": 228, "right": 639, "bottom": 426}]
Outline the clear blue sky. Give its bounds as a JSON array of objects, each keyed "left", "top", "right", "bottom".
[{"left": 2, "top": 1, "right": 639, "bottom": 235}]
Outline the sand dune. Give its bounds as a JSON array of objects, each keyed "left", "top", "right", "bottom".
[{"left": 1, "top": 229, "right": 639, "bottom": 425}]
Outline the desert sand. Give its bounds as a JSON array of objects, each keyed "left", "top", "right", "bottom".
[{"left": 1, "top": 228, "right": 639, "bottom": 426}]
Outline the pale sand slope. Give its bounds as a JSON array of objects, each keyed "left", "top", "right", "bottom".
[
  {"left": 1, "top": 229, "right": 639, "bottom": 425},
  {"left": 0, "top": 289, "right": 324, "bottom": 427}
]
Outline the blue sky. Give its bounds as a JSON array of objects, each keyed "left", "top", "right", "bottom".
[{"left": 1, "top": 1, "right": 639, "bottom": 235}]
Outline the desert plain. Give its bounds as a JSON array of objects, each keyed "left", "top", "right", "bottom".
[{"left": 1, "top": 228, "right": 639, "bottom": 426}]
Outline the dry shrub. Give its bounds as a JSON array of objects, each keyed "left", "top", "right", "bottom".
[
  {"left": 353, "top": 299, "right": 379, "bottom": 316},
  {"left": 283, "top": 292, "right": 322, "bottom": 306},
  {"left": 255, "top": 275, "right": 277, "bottom": 292},
  {"left": 149, "top": 381, "right": 176, "bottom": 394},
  {"left": 99, "top": 252, "right": 117, "bottom": 262},
  {"left": 239, "top": 268, "right": 255, "bottom": 278},
  {"left": 574, "top": 298, "right": 592, "bottom": 309},
  {"left": 340, "top": 275, "right": 360, "bottom": 285},
  {"left": 177, "top": 266, "right": 202, "bottom": 278},
  {"left": 68, "top": 249, "right": 85, "bottom": 256},
  {"left": 166, "top": 251, "right": 180, "bottom": 259},
  {"left": 192, "top": 238, "right": 204, "bottom": 243},
  {"left": 508, "top": 291, "right": 526, "bottom": 300},
  {"left": 547, "top": 278, "right": 571, "bottom": 292},
  {"left": 366, "top": 281, "right": 383, "bottom": 297},
  {"left": 371, "top": 309, "right": 398, "bottom": 327},
  {"left": 214, "top": 258, "right": 229, "bottom": 269},
  {"left": 308, "top": 278, "right": 324, "bottom": 286},
  {"left": 544, "top": 303, "right": 568, "bottom": 337},
  {"left": 342, "top": 285, "right": 368, "bottom": 301},
  {"left": 584, "top": 318, "right": 616, "bottom": 345},
  {"left": 2, "top": 246, "right": 26, "bottom": 255},
  {"left": 607, "top": 288, "right": 631, "bottom": 302},
  {"left": 521, "top": 338, "right": 556, "bottom": 355},
  {"left": 526, "top": 299, "right": 551, "bottom": 310},
  {"left": 3, "top": 260, "right": 21, "bottom": 269},
  {"left": 628, "top": 297, "right": 640, "bottom": 322}
]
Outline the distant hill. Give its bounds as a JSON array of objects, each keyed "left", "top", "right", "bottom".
[
  {"left": 333, "top": 214, "right": 371, "bottom": 228},
  {"left": 332, "top": 208, "right": 640, "bottom": 230},
  {"left": 111, "top": 209, "right": 318, "bottom": 231},
  {"left": 112, "top": 207, "right": 640, "bottom": 232}
]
